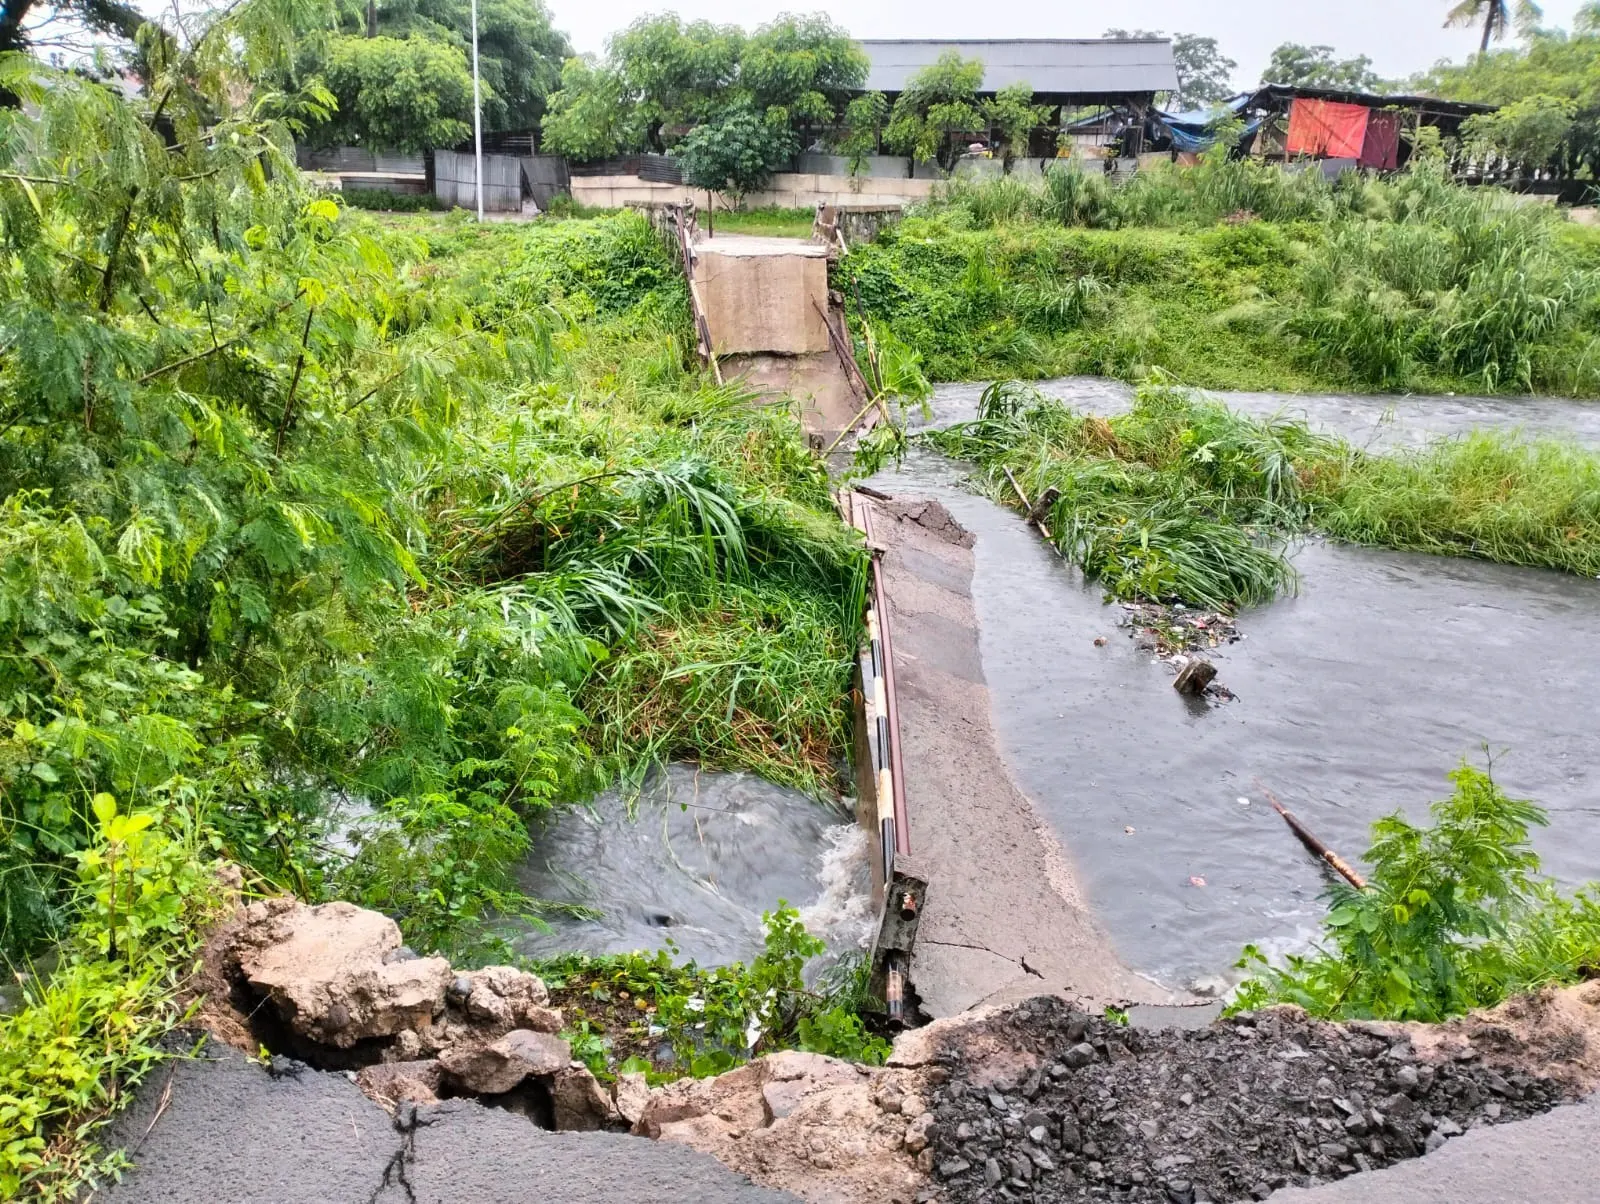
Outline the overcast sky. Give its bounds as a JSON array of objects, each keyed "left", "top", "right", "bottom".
[{"left": 545, "top": 0, "right": 1592, "bottom": 87}]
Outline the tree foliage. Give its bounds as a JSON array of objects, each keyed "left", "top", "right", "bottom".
[
  {"left": 540, "top": 12, "right": 865, "bottom": 158},
  {"left": 1446, "top": 1, "right": 1542, "bottom": 54},
  {"left": 359, "top": 0, "right": 571, "bottom": 131},
  {"left": 1105, "top": 29, "right": 1238, "bottom": 109},
  {"left": 674, "top": 103, "right": 798, "bottom": 205},
  {"left": 1262, "top": 42, "right": 1383, "bottom": 90},
  {"left": 883, "top": 51, "right": 987, "bottom": 173},
  {"left": 984, "top": 82, "right": 1051, "bottom": 170},
  {"left": 315, "top": 34, "right": 478, "bottom": 151},
  {"left": 1420, "top": 6, "right": 1600, "bottom": 176}
]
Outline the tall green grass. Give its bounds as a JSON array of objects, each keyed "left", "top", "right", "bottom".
[
  {"left": 928, "top": 381, "right": 1600, "bottom": 609},
  {"left": 847, "top": 160, "right": 1600, "bottom": 396}
]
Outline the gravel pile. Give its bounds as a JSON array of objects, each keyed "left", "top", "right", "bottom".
[{"left": 923, "top": 997, "right": 1564, "bottom": 1203}]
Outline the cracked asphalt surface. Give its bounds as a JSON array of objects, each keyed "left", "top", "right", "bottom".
[{"left": 96, "top": 1044, "right": 797, "bottom": 1204}]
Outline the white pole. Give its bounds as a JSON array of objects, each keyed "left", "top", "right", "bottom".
[{"left": 470, "top": 0, "right": 483, "bottom": 221}]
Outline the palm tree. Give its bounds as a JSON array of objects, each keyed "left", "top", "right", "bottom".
[{"left": 1445, "top": 1, "right": 1543, "bottom": 53}]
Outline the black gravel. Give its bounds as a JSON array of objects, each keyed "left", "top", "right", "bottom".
[{"left": 922, "top": 997, "right": 1565, "bottom": 1204}]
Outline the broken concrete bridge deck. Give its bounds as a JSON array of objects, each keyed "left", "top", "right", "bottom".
[{"left": 859, "top": 493, "right": 1187, "bottom": 1020}]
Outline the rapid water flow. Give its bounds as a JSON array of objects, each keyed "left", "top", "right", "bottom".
[
  {"left": 510, "top": 765, "right": 871, "bottom": 967},
  {"left": 871, "top": 380, "right": 1600, "bottom": 991}
]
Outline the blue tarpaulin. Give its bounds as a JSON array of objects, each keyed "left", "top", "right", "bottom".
[{"left": 1152, "top": 94, "right": 1257, "bottom": 153}]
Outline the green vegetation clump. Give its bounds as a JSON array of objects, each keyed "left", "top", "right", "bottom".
[
  {"left": 843, "top": 157, "right": 1600, "bottom": 396},
  {"left": 339, "top": 187, "right": 445, "bottom": 212},
  {"left": 928, "top": 382, "right": 1600, "bottom": 610},
  {"left": 539, "top": 905, "right": 889, "bottom": 1082},
  {"left": 0, "top": 797, "right": 226, "bottom": 1200},
  {"left": 0, "top": 30, "right": 866, "bottom": 1187},
  {"left": 1232, "top": 762, "right": 1600, "bottom": 1022}
]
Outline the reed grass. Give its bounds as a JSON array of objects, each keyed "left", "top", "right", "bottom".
[{"left": 929, "top": 381, "right": 1600, "bottom": 609}]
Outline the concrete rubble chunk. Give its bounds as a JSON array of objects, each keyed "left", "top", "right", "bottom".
[
  {"left": 438, "top": 1029, "right": 571, "bottom": 1095},
  {"left": 233, "top": 900, "right": 451, "bottom": 1048},
  {"left": 551, "top": 1064, "right": 620, "bottom": 1131},
  {"left": 460, "top": 964, "right": 555, "bottom": 1032},
  {"left": 614, "top": 1072, "right": 651, "bottom": 1126},
  {"left": 355, "top": 1059, "right": 442, "bottom": 1107}
]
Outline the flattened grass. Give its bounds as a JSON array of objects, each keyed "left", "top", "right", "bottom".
[{"left": 929, "top": 381, "right": 1600, "bottom": 610}]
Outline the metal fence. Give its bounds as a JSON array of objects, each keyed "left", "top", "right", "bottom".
[{"left": 433, "top": 150, "right": 522, "bottom": 212}]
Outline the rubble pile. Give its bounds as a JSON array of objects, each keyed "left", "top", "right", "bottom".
[{"left": 923, "top": 997, "right": 1566, "bottom": 1204}]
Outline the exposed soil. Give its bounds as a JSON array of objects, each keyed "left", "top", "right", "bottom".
[{"left": 921, "top": 996, "right": 1575, "bottom": 1204}]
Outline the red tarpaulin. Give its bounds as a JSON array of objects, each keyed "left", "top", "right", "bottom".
[
  {"left": 1286, "top": 99, "right": 1370, "bottom": 160},
  {"left": 1360, "top": 110, "right": 1401, "bottom": 170}
]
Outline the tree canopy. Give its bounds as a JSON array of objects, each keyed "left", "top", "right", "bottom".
[
  {"left": 540, "top": 12, "right": 866, "bottom": 158},
  {"left": 1420, "top": 4, "right": 1600, "bottom": 175},
  {"left": 1104, "top": 29, "right": 1239, "bottom": 110},
  {"left": 314, "top": 34, "right": 478, "bottom": 152},
  {"left": 882, "top": 51, "right": 986, "bottom": 172},
  {"left": 1262, "top": 43, "right": 1384, "bottom": 91},
  {"left": 358, "top": 0, "right": 571, "bottom": 132},
  {"left": 295, "top": 0, "right": 569, "bottom": 149},
  {"left": 674, "top": 103, "right": 798, "bottom": 204}
]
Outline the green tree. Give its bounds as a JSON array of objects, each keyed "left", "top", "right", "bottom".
[
  {"left": 839, "top": 90, "right": 888, "bottom": 174},
  {"left": 1262, "top": 42, "right": 1383, "bottom": 91},
  {"left": 883, "top": 51, "right": 986, "bottom": 172},
  {"left": 540, "top": 55, "right": 638, "bottom": 159},
  {"left": 1105, "top": 29, "right": 1238, "bottom": 109},
  {"left": 1461, "top": 93, "right": 1575, "bottom": 166},
  {"left": 361, "top": 0, "right": 572, "bottom": 131},
  {"left": 1446, "top": 1, "right": 1543, "bottom": 53},
  {"left": 984, "top": 82, "right": 1050, "bottom": 171},
  {"left": 315, "top": 34, "right": 480, "bottom": 152},
  {"left": 1420, "top": 8, "right": 1600, "bottom": 176},
  {"left": 740, "top": 12, "right": 868, "bottom": 134},
  {"left": 674, "top": 102, "right": 798, "bottom": 209},
  {"left": 539, "top": 12, "right": 864, "bottom": 158}
]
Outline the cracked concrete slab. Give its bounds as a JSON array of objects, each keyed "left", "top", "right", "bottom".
[
  {"left": 97, "top": 1043, "right": 797, "bottom": 1204},
  {"left": 865, "top": 496, "right": 1176, "bottom": 1018}
]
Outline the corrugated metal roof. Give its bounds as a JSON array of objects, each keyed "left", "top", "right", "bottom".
[{"left": 859, "top": 39, "right": 1178, "bottom": 97}]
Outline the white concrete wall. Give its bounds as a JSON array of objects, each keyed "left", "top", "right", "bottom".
[{"left": 569, "top": 172, "right": 938, "bottom": 212}]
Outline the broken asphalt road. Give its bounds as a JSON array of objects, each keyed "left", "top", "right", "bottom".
[{"left": 94, "top": 1043, "right": 797, "bottom": 1204}]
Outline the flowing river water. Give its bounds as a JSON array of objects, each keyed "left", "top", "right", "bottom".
[
  {"left": 516, "top": 378, "right": 1600, "bottom": 996},
  {"left": 868, "top": 379, "right": 1600, "bottom": 991}
]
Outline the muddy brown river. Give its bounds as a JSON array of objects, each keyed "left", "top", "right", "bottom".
[{"left": 871, "top": 381, "right": 1600, "bottom": 992}]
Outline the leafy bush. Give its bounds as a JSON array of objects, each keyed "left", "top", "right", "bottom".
[
  {"left": 537, "top": 905, "right": 889, "bottom": 1081},
  {"left": 0, "top": 799, "right": 223, "bottom": 1200},
  {"left": 340, "top": 187, "right": 444, "bottom": 212},
  {"left": 1232, "top": 763, "right": 1600, "bottom": 1022}
]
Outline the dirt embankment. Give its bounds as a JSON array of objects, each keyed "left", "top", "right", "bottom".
[
  {"left": 640, "top": 983, "right": 1600, "bottom": 1204},
  {"left": 172, "top": 880, "right": 1600, "bottom": 1204}
]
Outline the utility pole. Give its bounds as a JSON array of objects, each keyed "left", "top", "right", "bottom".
[
  {"left": 470, "top": 0, "right": 483, "bottom": 221},
  {"left": 366, "top": 0, "right": 376, "bottom": 37}
]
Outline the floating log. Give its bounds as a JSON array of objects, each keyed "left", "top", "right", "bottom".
[{"left": 1257, "top": 782, "right": 1368, "bottom": 890}]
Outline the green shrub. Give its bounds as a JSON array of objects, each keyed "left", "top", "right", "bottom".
[
  {"left": 1232, "top": 762, "right": 1600, "bottom": 1022},
  {"left": 340, "top": 187, "right": 444, "bottom": 212},
  {"left": 0, "top": 799, "right": 223, "bottom": 1200},
  {"left": 535, "top": 905, "right": 889, "bottom": 1081}
]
